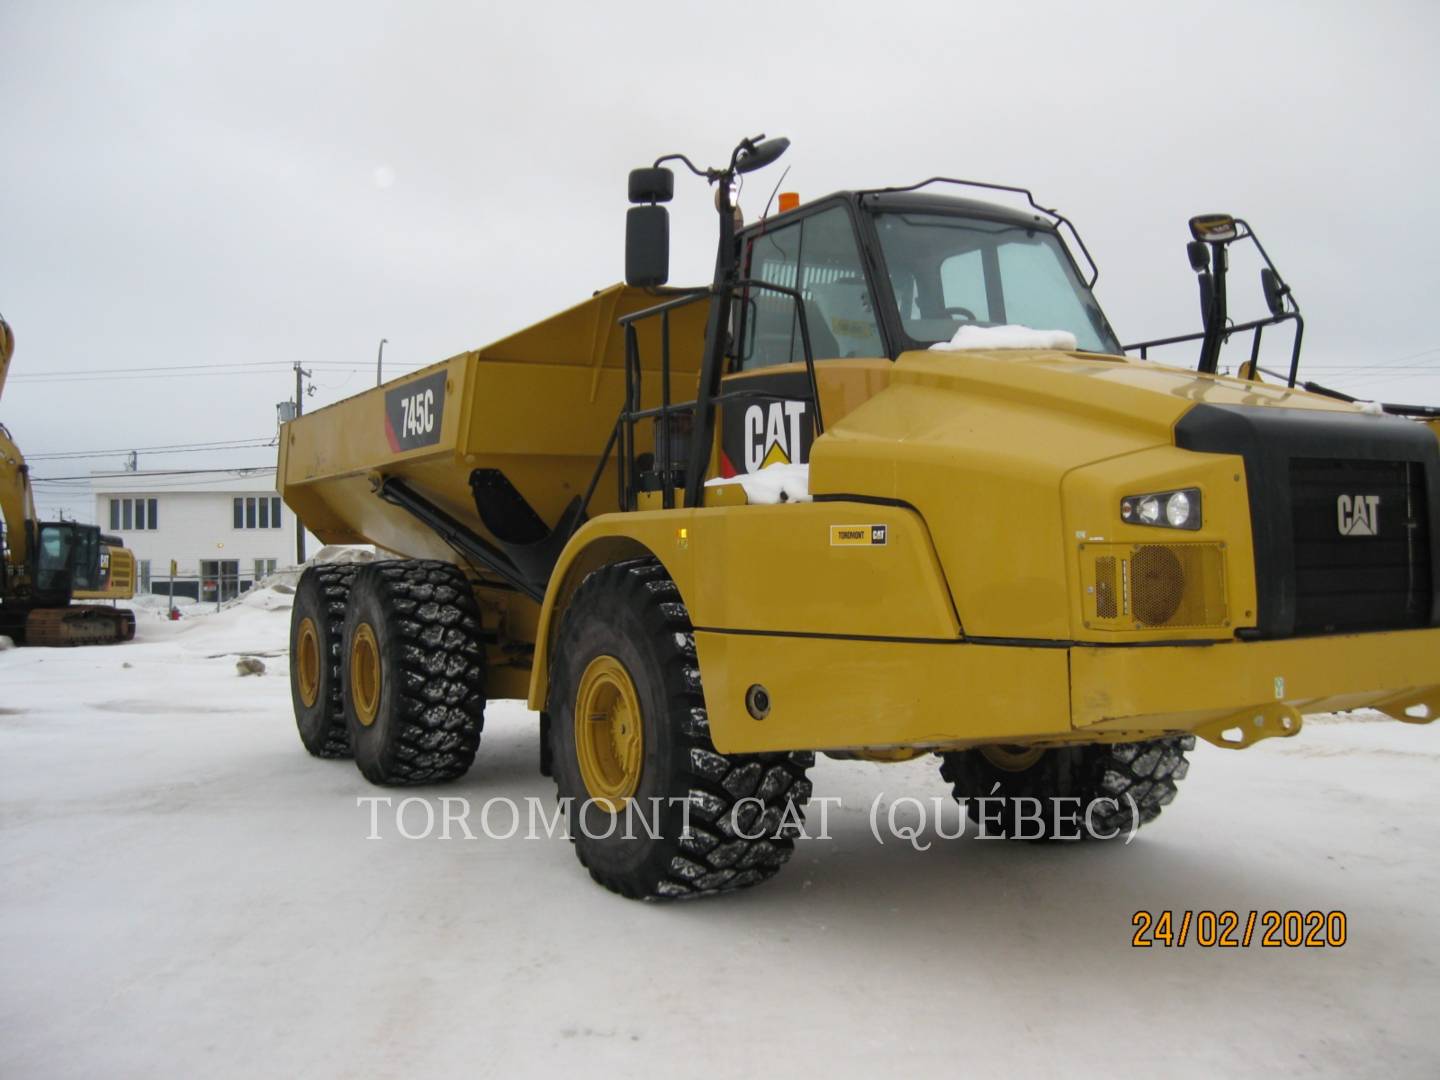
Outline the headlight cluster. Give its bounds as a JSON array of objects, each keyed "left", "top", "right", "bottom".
[{"left": 1120, "top": 487, "right": 1202, "bottom": 531}]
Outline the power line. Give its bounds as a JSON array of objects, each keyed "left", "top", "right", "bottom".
[
  {"left": 28, "top": 436, "right": 276, "bottom": 461},
  {"left": 8, "top": 360, "right": 430, "bottom": 383},
  {"left": 32, "top": 465, "right": 277, "bottom": 483},
  {"left": 1294, "top": 348, "right": 1440, "bottom": 375},
  {"left": 1348, "top": 346, "right": 1440, "bottom": 373}
]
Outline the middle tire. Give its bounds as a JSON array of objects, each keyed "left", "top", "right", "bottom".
[
  {"left": 341, "top": 559, "right": 487, "bottom": 785},
  {"left": 548, "top": 557, "right": 813, "bottom": 900}
]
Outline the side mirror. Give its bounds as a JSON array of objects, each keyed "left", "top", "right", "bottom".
[
  {"left": 625, "top": 165, "right": 674, "bottom": 287},
  {"left": 1187, "top": 240, "right": 1210, "bottom": 274},
  {"left": 628, "top": 167, "right": 674, "bottom": 204},
  {"left": 626, "top": 205, "right": 669, "bottom": 287},
  {"left": 1260, "top": 267, "right": 1287, "bottom": 316}
]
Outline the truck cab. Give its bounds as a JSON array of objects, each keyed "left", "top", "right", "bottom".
[{"left": 717, "top": 188, "right": 1122, "bottom": 474}]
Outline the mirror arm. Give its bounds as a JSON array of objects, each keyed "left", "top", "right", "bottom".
[{"left": 653, "top": 152, "right": 710, "bottom": 179}]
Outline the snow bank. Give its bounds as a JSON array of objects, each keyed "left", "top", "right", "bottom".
[
  {"left": 705, "top": 463, "right": 811, "bottom": 504},
  {"left": 930, "top": 324, "right": 1078, "bottom": 352}
]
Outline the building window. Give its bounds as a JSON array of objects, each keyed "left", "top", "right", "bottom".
[
  {"left": 108, "top": 498, "right": 158, "bottom": 531},
  {"left": 200, "top": 559, "right": 241, "bottom": 603},
  {"left": 139, "top": 560, "right": 152, "bottom": 593},
  {"left": 255, "top": 558, "right": 277, "bottom": 579},
  {"left": 233, "top": 496, "right": 282, "bottom": 530}
]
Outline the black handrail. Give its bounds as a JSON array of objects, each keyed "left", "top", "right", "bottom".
[
  {"left": 1124, "top": 310, "right": 1305, "bottom": 387},
  {"left": 616, "top": 279, "right": 825, "bottom": 510},
  {"left": 858, "top": 176, "right": 1101, "bottom": 288},
  {"left": 1124, "top": 217, "right": 1310, "bottom": 387}
]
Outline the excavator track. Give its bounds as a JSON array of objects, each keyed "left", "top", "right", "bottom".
[{"left": 24, "top": 605, "right": 136, "bottom": 647}]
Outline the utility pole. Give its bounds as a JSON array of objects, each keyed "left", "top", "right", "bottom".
[
  {"left": 293, "top": 361, "right": 312, "bottom": 565},
  {"left": 376, "top": 337, "right": 388, "bottom": 386}
]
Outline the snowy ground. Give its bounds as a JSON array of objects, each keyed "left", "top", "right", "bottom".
[{"left": 2, "top": 587, "right": 1438, "bottom": 1079}]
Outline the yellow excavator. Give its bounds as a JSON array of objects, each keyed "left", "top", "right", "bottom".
[{"left": 1, "top": 316, "right": 135, "bottom": 645}]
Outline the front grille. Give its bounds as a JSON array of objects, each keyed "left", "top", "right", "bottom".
[{"left": 1289, "top": 458, "right": 1431, "bottom": 634}]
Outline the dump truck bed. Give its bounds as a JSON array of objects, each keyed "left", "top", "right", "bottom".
[{"left": 279, "top": 283, "right": 707, "bottom": 563}]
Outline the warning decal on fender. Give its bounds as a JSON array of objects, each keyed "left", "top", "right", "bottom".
[
  {"left": 830, "top": 524, "right": 888, "bottom": 547},
  {"left": 384, "top": 370, "right": 447, "bottom": 452}
]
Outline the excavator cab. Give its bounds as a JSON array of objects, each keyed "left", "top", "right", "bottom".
[{"left": 33, "top": 521, "right": 103, "bottom": 599}]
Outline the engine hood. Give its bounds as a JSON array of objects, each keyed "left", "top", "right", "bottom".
[
  {"left": 808, "top": 348, "right": 1399, "bottom": 640},
  {"left": 888, "top": 348, "right": 1361, "bottom": 432}
]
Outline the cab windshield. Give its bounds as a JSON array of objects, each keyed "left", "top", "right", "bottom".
[{"left": 873, "top": 212, "right": 1121, "bottom": 354}]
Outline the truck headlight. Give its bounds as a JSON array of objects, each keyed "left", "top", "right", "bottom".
[{"left": 1120, "top": 487, "right": 1202, "bottom": 531}]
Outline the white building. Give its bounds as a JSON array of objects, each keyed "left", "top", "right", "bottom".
[{"left": 91, "top": 468, "right": 299, "bottom": 601}]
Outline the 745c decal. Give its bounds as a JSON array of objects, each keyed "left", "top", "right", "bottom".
[{"left": 383, "top": 370, "right": 447, "bottom": 452}]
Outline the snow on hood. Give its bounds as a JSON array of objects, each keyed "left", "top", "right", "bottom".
[
  {"left": 929, "top": 324, "right": 1078, "bottom": 352},
  {"left": 704, "top": 463, "right": 811, "bottom": 504}
]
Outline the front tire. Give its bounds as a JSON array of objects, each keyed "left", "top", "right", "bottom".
[
  {"left": 341, "top": 560, "right": 487, "bottom": 785},
  {"left": 938, "top": 737, "right": 1193, "bottom": 840},
  {"left": 548, "top": 558, "right": 813, "bottom": 899}
]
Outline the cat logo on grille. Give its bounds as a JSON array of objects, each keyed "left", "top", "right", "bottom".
[{"left": 1336, "top": 494, "right": 1380, "bottom": 537}]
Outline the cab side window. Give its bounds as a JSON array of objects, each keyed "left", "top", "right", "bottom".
[{"left": 740, "top": 205, "right": 882, "bottom": 369}]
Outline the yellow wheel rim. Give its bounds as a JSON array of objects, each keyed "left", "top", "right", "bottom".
[
  {"left": 574, "top": 655, "right": 644, "bottom": 812},
  {"left": 296, "top": 616, "right": 321, "bottom": 709},
  {"left": 980, "top": 744, "right": 1046, "bottom": 772},
  {"left": 350, "top": 622, "right": 381, "bottom": 728}
]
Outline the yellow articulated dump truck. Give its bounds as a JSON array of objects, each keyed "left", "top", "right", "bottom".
[{"left": 278, "top": 136, "right": 1440, "bottom": 900}]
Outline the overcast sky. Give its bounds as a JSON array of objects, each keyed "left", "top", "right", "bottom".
[{"left": 4, "top": 0, "right": 1438, "bottom": 520}]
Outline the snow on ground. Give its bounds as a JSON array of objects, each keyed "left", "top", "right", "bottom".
[{"left": 2, "top": 585, "right": 1439, "bottom": 1079}]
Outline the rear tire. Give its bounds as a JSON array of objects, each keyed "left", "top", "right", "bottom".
[
  {"left": 938, "top": 737, "right": 1193, "bottom": 840},
  {"left": 289, "top": 564, "right": 358, "bottom": 758},
  {"left": 548, "top": 558, "right": 813, "bottom": 900},
  {"left": 341, "top": 560, "right": 486, "bottom": 785}
]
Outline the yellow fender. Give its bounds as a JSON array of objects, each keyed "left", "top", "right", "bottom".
[{"left": 526, "top": 514, "right": 683, "bottom": 710}]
